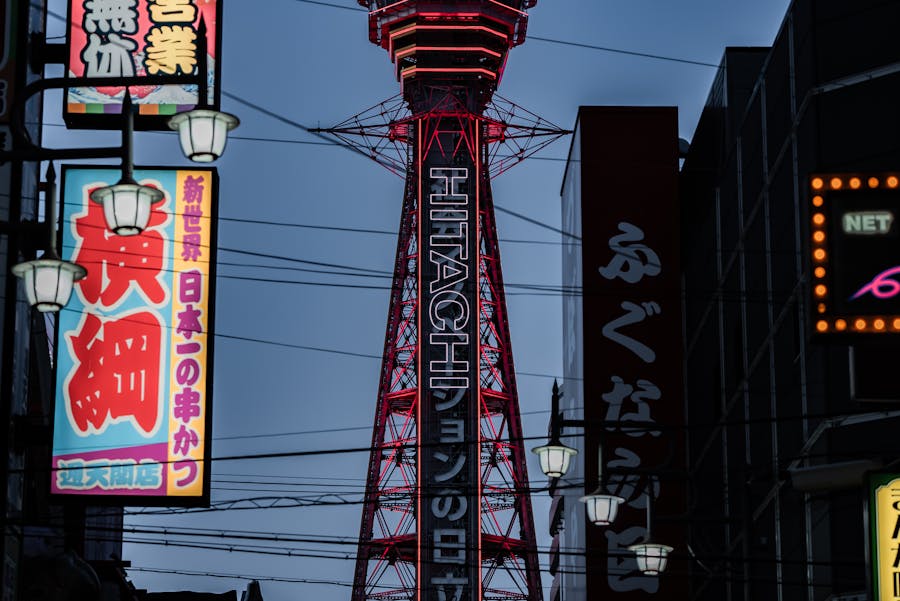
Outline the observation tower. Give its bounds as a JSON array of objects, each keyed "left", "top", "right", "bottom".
[{"left": 333, "top": 2, "right": 562, "bottom": 601}]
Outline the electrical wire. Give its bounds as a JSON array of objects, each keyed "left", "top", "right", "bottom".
[
  {"left": 32, "top": 0, "right": 738, "bottom": 257},
  {"left": 6, "top": 524, "right": 868, "bottom": 574},
  {"left": 283, "top": 0, "right": 723, "bottom": 69}
]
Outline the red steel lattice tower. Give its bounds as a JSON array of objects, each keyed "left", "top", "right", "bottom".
[{"left": 352, "top": 2, "right": 542, "bottom": 601}]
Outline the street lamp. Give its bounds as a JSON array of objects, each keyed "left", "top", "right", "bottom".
[
  {"left": 628, "top": 479, "right": 673, "bottom": 575},
  {"left": 629, "top": 543, "right": 674, "bottom": 576},
  {"left": 88, "top": 93, "right": 164, "bottom": 236},
  {"left": 531, "top": 381, "right": 577, "bottom": 478},
  {"left": 578, "top": 446, "right": 624, "bottom": 526},
  {"left": 169, "top": 109, "right": 239, "bottom": 163},
  {"left": 533, "top": 381, "right": 674, "bottom": 571},
  {"left": 166, "top": 18, "right": 240, "bottom": 163},
  {"left": 87, "top": 19, "right": 237, "bottom": 233},
  {"left": 531, "top": 438, "right": 577, "bottom": 479},
  {"left": 2, "top": 38, "right": 240, "bottom": 306},
  {"left": 11, "top": 163, "right": 86, "bottom": 312}
]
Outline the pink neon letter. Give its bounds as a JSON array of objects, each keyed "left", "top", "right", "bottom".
[{"left": 851, "top": 265, "right": 900, "bottom": 300}]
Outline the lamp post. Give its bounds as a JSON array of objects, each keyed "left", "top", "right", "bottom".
[
  {"left": 532, "top": 381, "right": 674, "bottom": 574},
  {"left": 531, "top": 381, "right": 578, "bottom": 478},
  {"left": 88, "top": 92, "right": 165, "bottom": 236},
  {"left": 2, "top": 51, "right": 239, "bottom": 309}
]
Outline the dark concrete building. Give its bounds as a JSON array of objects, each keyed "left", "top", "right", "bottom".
[
  {"left": 553, "top": 2, "right": 900, "bottom": 600},
  {"left": 681, "top": 1, "right": 900, "bottom": 600},
  {"left": 1, "top": 3, "right": 125, "bottom": 600}
]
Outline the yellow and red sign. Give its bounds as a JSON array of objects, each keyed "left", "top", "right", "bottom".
[
  {"left": 53, "top": 166, "right": 217, "bottom": 503},
  {"left": 65, "top": 0, "right": 220, "bottom": 129},
  {"left": 870, "top": 474, "right": 900, "bottom": 600}
]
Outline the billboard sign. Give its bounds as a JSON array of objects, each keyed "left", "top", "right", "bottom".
[
  {"left": 65, "top": 0, "right": 221, "bottom": 130},
  {"left": 52, "top": 166, "right": 217, "bottom": 504},
  {"left": 868, "top": 472, "right": 900, "bottom": 601},
  {"left": 809, "top": 173, "right": 900, "bottom": 338},
  {"left": 574, "top": 107, "right": 686, "bottom": 598}
]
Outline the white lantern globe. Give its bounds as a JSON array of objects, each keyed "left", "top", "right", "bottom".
[
  {"left": 531, "top": 441, "right": 577, "bottom": 478},
  {"left": 12, "top": 257, "right": 87, "bottom": 312},
  {"left": 168, "top": 109, "right": 240, "bottom": 162},
  {"left": 579, "top": 491, "right": 625, "bottom": 526},
  {"left": 90, "top": 181, "right": 164, "bottom": 236},
  {"left": 628, "top": 542, "right": 674, "bottom": 576}
]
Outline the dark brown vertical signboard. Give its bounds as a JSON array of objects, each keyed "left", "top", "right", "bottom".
[{"left": 578, "top": 107, "right": 686, "bottom": 598}]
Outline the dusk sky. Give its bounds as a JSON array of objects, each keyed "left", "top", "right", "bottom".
[{"left": 42, "top": 1, "right": 792, "bottom": 599}]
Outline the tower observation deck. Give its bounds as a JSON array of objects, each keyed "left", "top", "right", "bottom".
[
  {"left": 349, "top": 3, "right": 544, "bottom": 601},
  {"left": 359, "top": 0, "right": 534, "bottom": 111}
]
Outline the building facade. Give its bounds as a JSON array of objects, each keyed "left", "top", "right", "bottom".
[
  {"left": 1, "top": 3, "right": 125, "bottom": 600},
  {"left": 681, "top": 1, "right": 900, "bottom": 600},
  {"left": 555, "top": 2, "right": 900, "bottom": 600}
]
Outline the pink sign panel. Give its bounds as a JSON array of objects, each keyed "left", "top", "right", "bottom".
[{"left": 65, "top": 0, "right": 220, "bottom": 129}]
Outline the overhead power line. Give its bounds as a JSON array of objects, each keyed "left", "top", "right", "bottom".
[{"left": 284, "top": 0, "right": 721, "bottom": 69}]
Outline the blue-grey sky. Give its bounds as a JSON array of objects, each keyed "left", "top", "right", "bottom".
[{"left": 43, "top": 1, "right": 790, "bottom": 600}]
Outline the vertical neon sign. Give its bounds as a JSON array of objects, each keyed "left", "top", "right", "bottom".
[{"left": 418, "top": 117, "right": 482, "bottom": 601}]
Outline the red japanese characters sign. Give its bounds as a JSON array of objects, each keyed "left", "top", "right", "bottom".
[
  {"left": 53, "top": 166, "right": 217, "bottom": 504},
  {"left": 64, "top": 0, "right": 221, "bottom": 130}
]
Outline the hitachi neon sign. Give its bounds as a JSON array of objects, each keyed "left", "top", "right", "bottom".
[
  {"left": 424, "top": 166, "right": 475, "bottom": 600},
  {"left": 852, "top": 266, "right": 900, "bottom": 300},
  {"left": 428, "top": 167, "right": 471, "bottom": 389}
]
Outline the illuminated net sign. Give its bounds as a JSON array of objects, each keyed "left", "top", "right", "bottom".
[
  {"left": 810, "top": 173, "right": 900, "bottom": 337},
  {"left": 52, "top": 166, "right": 217, "bottom": 504},
  {"left": 868, "top": 473, "right": 900, "bottom": 601},
  {"left": 65, "top": 0, "right": 221, "bottom": 129}
]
